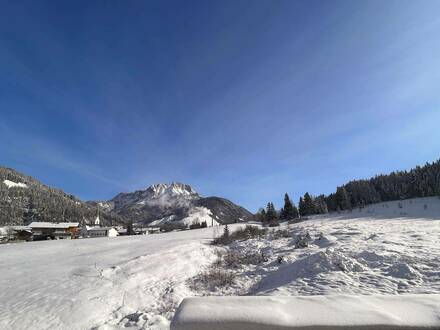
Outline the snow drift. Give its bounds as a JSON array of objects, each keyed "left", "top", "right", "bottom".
[{"left": 171, "top": 295, "right": 440, "bottom": 330}]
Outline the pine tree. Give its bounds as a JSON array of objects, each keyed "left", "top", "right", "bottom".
[
  {"left": 266, "top": 202, "right": 278, "bottom": 226},
  {"left": 335, "top": 186, "right": 351, "bottom": 210},
  {"left": 303, "top": 192, "right": 315, "bottom": 215},
  {"left": 436, "top": 173, "right": 440, "bottom": 197},
  {"left": 282, "top": 193, "right": 298, "bottom": 219},
  {"left": 223, "top": 224, "right": 230, "bottom": 241},
  {"left": 292, "top": 204, "right": 299, "bottom": 218},
  {"left": 314, "top": 195, "right": 328, "bottom": 214},
  {"left": 258, "top": 208, "right": 267, "bottom": 223},
  {"left": 298, "top": 197, "right": 306, "bottom": 216}
]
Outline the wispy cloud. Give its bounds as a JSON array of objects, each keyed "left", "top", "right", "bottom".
[{"left": 0, "top": 122, "right": 125, "bottom": 188}]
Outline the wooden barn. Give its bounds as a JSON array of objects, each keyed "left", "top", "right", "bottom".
[{"left": 29, "top": 222, "right": 80, "bottom": 240}]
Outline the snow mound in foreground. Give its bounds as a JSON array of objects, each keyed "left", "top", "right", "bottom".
[
  {"left": 253, "top": 249, "right": 365, "bottom": 294},
  {"left": 171, "top": 295, "right": 440, "bottom": 330}
]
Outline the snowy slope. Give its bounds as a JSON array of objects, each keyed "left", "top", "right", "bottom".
[
  {"left": 197, "top": 198, "right": 440, "bottom": 298},
  {"left": 150, "top": 206, "right": 220, "bottom": 227},
  {"left": 1, "top": 197, "right": 440, "bottom": 330},
  {"left": 325, "top": 196, "right": 440, "bottom": 219}
]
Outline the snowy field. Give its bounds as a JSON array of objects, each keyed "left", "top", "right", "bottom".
[
  {"left": 0, "top": 227, "right": 223, "bottom": 329},
  {"left": 1, "top": 197, "right": 440, "bottom": 329}
]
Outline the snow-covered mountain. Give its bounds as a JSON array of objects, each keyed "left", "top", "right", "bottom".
[
  {"left": 112, "top": 182, "right": 199, "bottom": 209},
  {"left": 94, "top": 183, "right": 252, "bottom": 226},
  {"left": 0, "top": 165, "right": 251, "bottom": 227}
]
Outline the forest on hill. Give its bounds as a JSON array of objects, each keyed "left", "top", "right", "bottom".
[
  {"left": 259, "top": 159, "right": 440, "bottom": 224},
  {"left": 0, "top": 167, "right": 122, "bottom": 226}
]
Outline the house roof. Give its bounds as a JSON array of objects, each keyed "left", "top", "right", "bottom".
[
  {"left": 11, "top": 226, "right": 32, "bottom": 231},
  {"left": 29, "top": 222, "right": 80, "bottom": 229},
  {"left": 87, "top": 227, "right": 116, "bottom": 231}
]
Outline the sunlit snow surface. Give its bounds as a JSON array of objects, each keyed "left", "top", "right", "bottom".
[
  {"left": 172, "top": 295, "right": 440, "bottom": 330},
  {"left": 0, "top": 197, "right": 439, "bottom": 329},
  {"left": 2, "top": 179, "right": 28, "bottom": 188},
  {"left": 149, "top": 206, "right": 220, "bottom": 227}
]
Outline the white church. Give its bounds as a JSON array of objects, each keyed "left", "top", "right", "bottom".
[{"left": 80, "top": 213, "right": 119, "bottom": 238}]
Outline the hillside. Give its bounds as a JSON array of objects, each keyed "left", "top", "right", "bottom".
[
  {"left": 325, "top": 196, "right": 440, "bottom": 219},
  {"left": 1, "top": 196, "right": 439, "bottom": 329},
  {"left": 0, "top": 167, "right": 122, "bottom": 226},
  {"left": 204, "top": 197, "right": 440, "bottom": 298},
  {"left": 96, "top": 183, "right": 253, "bottom": 226}
]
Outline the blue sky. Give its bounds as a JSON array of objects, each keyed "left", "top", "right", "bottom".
[{"left": 1, "top": 0, "right": 440, "bottom": 211}]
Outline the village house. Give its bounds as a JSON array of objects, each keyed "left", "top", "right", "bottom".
[
  {"left": 133, "top": 226, "right": 150, "bottom": 235},
  {"left": 114, "top": 226, "right": 128, "bottom": 235},
  {"left": 10, "top": 226, "right": 33, "bottom": 241},
  {"left": 147, "top": 227, "right": 161, "bottom": 234},
  {"left": 81, "top": 226, "right": 119, "bottom": 238},
  {"left": 1, "top": 226, "right": 33, "bottom": 242},
  {"left": 28, "top": 222, "right": 80, "bottom": 240}
]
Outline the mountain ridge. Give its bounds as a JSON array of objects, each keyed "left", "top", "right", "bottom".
[
  {"left": 0, "top": 166, "right": 252, "bottom": 227},
  {"left": 96, "top": 182, "right": 252, "bottom": 226}
]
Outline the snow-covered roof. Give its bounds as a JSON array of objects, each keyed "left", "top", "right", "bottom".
[
  {"left": 87, "top": 227, "right": 114, "bottom": 231},
  {"left": 29, "top": 222, "right": 80, "bottom": 229},
  {"left": 10, "top": 226, "right": 32, "bottom": 231}
]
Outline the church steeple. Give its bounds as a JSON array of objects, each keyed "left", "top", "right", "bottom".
[{"left": 94, "top": 206, "right": 100, "bottom": 226}]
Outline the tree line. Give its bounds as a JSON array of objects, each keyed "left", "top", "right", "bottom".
[{"left": 258, "top": 159, "right": 440, "bottom": 222}]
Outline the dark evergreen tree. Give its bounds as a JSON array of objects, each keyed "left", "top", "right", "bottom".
[
  {"left": 223, "top": 224, "right": 230, "bottom": 240},
  {"left": 266, "top": 202, "right": 278, "bottom": 226},
  {"left": 256, "top": 208, "right": 266, "bottom": 223},
  {"left": 298, "top": 197, "right": 306, "bottom": 216},
  {"left": 335, "top": 186, "right": 351, "bottom": 210},
  {"left": 314, "top": 195, "right": 328, "bottom": 214},
  {"left": 303, "top": 192, "right": 315, "bottom": 215},
  {"left": 281, "top": 193, "right": 298, "bottom": 219}
]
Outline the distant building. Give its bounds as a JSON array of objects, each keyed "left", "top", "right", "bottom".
[
  {"left": 10, "top": 226, "right": 33, "bottom": 241},
  {"left": 81, "top": 226, "right": 119, "bottom": 238},
  {"left": 29, "top": 222, "right": 80, "bottom": 240},
  {"left": 0, "top": 227, "right": 7, "bottom": 241},
  {"left": 131, "top": 226, "right": 157, "bottom": 235},
  {"left": 147, "top": 227, "right": 161, "bottom": 234},
  {"left": 114, "top": 226, "right": 128, "bottom": 235},
  {"left": 0, "top": 227, "right": 30, "bottom": 242}
]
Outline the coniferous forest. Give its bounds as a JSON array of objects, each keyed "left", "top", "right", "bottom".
[{"left": 260, "top": 159, "right": 440, "bottom": 221}]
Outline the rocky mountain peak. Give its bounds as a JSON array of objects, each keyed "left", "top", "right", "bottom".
[{"left": 147, "top": 182, "right": 199, "bottom": 199}]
